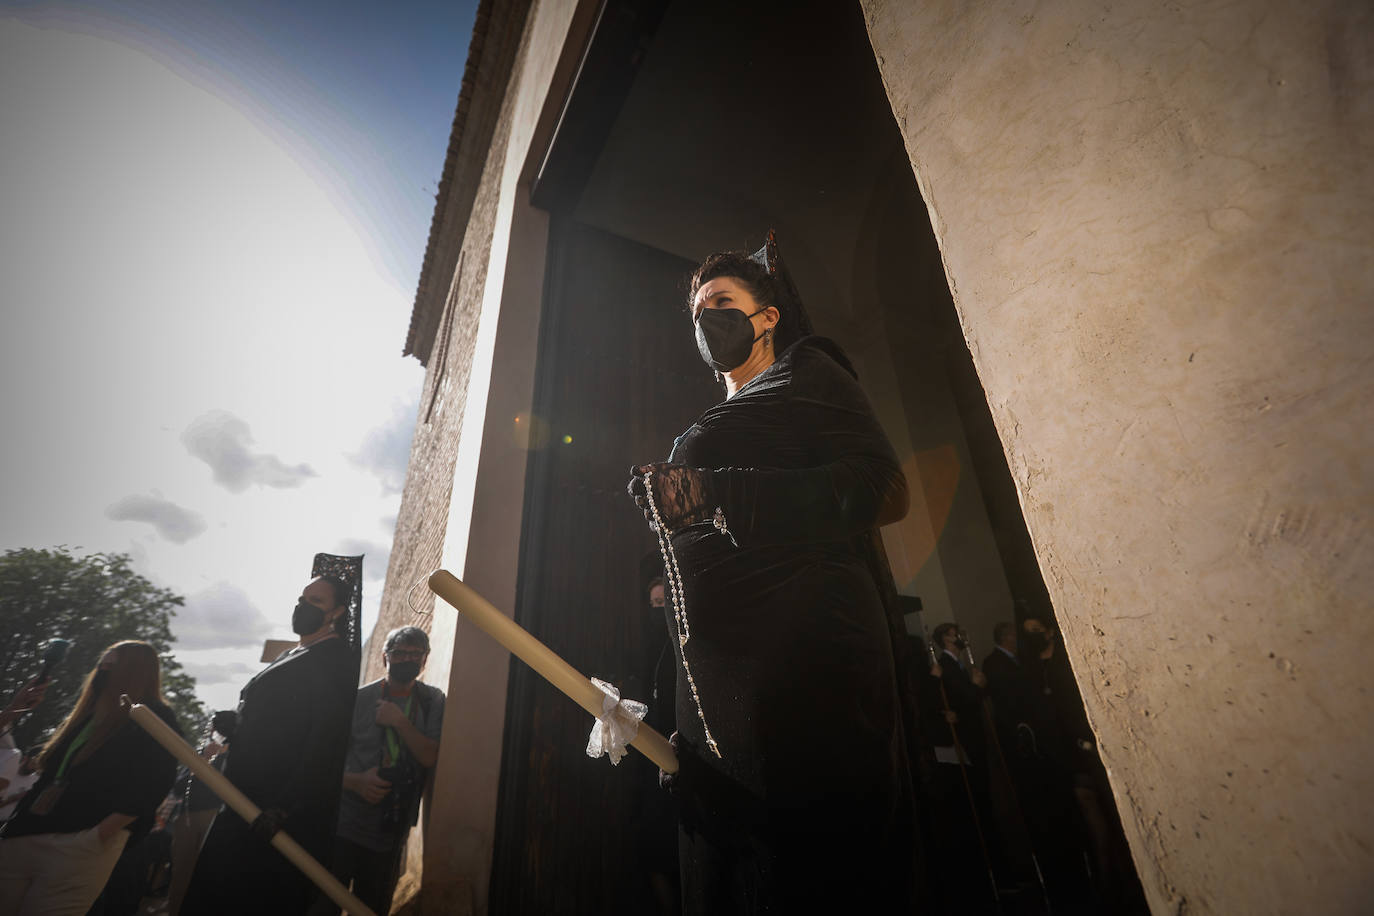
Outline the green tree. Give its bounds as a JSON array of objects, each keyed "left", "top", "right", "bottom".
[{"left": 0, "top": 547, "right": 206, "bottom": 751}]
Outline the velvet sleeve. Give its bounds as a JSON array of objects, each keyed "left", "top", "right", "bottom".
[
  {"left": 281, "top": 651, "right": 353, "bottom": 831},
  {"left": 707, "top": 347, "right": 908, "bottom": 546}
]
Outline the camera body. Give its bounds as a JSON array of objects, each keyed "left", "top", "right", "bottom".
[{"left": 378, "top": 762, "right": 421, "bottom": 830}]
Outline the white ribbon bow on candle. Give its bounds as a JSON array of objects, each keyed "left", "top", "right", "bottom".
[{"left": 585, "top": 677, "right": 648, "bottom": 766}]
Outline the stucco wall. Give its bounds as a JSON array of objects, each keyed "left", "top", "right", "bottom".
[{"left": 862, "top": 1, "right": 1373, "bottom": 912}]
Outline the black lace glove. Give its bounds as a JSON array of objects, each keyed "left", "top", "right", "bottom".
[{"left": 626, "top": 463, "right": 716, "bottom": 532}]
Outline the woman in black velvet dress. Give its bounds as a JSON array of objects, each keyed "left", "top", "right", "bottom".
[{"left": 628, "top": 237, "right": 918, "bottom": 913}]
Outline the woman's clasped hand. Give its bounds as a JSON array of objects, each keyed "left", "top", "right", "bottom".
[{"left": 626, "top": 463, "right": 716, "bottom": 532}]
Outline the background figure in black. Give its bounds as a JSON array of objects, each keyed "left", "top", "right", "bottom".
[
  {"left": 183, "top": 575, "right": 357, "bottom": 914},
  {"left": 982, "top": 621, "right": 1020, "bottom": 689},
  {"left": 167, "top": 710, "right": 236, "bottom": 916},
  {"left": 622, "top": 574, "right": 679, "bottom": 916},
  {"left": 919, "top": 622, "right": 1003, "bottom": 913}
]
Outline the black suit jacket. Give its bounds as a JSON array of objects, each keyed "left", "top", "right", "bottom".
[
  {"left": 981, "top": 647, "right": 1019, "bottom": 685},
  {"left": 982, "top": 647, "right": 1033, "bottom": 749}
]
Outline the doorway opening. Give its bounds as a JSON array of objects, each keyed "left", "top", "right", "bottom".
[{"left": 493, "top": 2, "right": 1146, "bottom": 913}]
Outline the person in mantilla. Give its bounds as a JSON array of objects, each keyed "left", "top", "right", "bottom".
[
  {"left": 183, "top": 556, "right": 361, "bottom": 915},
  {"left": 628, "top": 233, "right": 920, "bottom": 914}
]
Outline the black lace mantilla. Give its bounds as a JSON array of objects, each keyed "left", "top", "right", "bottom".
[{"left": 311, "top": 552, "right": 363, "bottom": 656}]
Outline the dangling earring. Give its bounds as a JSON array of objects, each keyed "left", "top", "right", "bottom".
[{"left": 764, "top": 326, "right": 774, "bottom": 349}]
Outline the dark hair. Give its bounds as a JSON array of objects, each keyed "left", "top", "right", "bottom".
[
  {"left": 687, "top": 251, "right": 808, "bottom": 355},
  {"left": 931, "top": 623, "right": 960, "bottom": 649},
  {"left": 645, "top": 576, "right": 664, "bottom": 596},
  {"left": 318, "top": 574, "right": 353, "bottom": 609},
  {"left": 992, "top": 621, "right": 1015, "bottom": 645},
  {"left": 385, "top": 625, "right": 430, "bottom": 655},
  {"left": 317, "top": 574, "right": 354, "bottom": 638}
]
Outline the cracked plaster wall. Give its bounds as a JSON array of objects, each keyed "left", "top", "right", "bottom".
[{"left": 862, "top": 1, "right": 1373, "bottom": 913}]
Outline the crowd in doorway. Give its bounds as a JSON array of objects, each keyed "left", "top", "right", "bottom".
[
  {"left": 0, "top": 562, "right": 445, "bottom": 916},
  {"left": 915, "top": 616, "right": 1147, "bottom": 915}
]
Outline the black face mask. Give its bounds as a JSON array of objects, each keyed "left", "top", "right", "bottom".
[
  {"left": 1022, "top": 631, "right": 1051, "bottom": 657},
  {"left": 291, "top": 601, "right": 326, "bottom": 636},
  {"left": 953, "top": 637, "right": 968, "bottom": 651},
  {"left": 90, "top": 669, "right": 110, "bottom": 695},
  {"left": 695, "top": 307, "right": 767, "bottom": 372},
  {"left": 388, "top": 660, "right": 421, "bottom": 685}
]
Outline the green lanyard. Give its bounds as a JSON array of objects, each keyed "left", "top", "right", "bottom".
[
  {"left": 55, "top": 719, "right": 96, "bottom": 781},
  {"left": 383, "top": 694, "right": 413, "bottom": 766}
]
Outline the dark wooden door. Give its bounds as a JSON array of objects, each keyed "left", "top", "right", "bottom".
[{"left": 490, "top": 219, "right": 717, "bottom": 914}]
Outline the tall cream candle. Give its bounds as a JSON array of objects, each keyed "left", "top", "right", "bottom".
[
  {"left": 124, "top": 699, "right": 376, "bottom": 916},
  {"left": 427, "top": 570, "right": 679, "bottom": 774}
]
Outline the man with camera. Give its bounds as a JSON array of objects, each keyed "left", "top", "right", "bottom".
[{"left": 318, "top": 626, "right": 444, "bottom": 915}]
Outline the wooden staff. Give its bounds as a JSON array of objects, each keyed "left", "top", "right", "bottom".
[
  {"left": 427, "top": 570, "right": 678, "bottom": 774},
  {"left": 122, "top": 699, "right": 376, "bottom": 916}
]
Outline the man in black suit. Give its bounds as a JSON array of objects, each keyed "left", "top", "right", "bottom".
[
  {"left": 982, "top": 621, "right": 1032, "bottom": 752},
  {"left": 183, "top": 575, "right": 358, "bottom": 914},
  {"left": 982, "top": 621, "right": 1019, "bottom": 684}
]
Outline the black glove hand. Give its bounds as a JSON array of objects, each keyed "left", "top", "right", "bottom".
[
  {"left": 250, "top": 807, "right": 288, "bottom": 843},
  {"left": 658, "top": 731, "right": 682, "bottom": 794},
  {"left": 626, "top": 463, "right": 715, "bottom": 532},
  {"left": 660, "top": 732, "right": 765, "bottom": 838}
]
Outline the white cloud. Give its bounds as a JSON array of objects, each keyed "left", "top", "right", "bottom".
[
  {"left": 350, "top": 400, "right": 418, "bottom": 496},
  {"left": 334, "top": 538, "right": 391, "bottom": 580},
  {"left": 105, "top": 494, "right": 206, "bottom": 544},
  {"left": 183, "top": 658, "right": 260, "bottom": 689},
  {"left": 0, "top": 20, "right": 423, "bottom": 713},
  {"left": 182, "top": 410, "right": 317, "bottom": 493},
  {"left": 173, "top": 581, "right": 276, "bottom": 650}
]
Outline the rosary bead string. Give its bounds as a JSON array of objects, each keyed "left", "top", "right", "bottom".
[{"left": 644, "top": 469, "right": 722, "bottom": 759}]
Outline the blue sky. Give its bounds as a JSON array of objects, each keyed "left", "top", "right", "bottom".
[
  {"left": 4, "top": 0, "right": 475, "bottom": 287},
  {"left": 0, "top": 0, "right": 476, "bottom": 711}
]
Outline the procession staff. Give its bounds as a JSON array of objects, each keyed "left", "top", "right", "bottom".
[
  {"left": 0, "top": 641, "right": 179, "bottom": 916},
  {"left": 626, "top": 233, "right": 918, "bottom": 914},
  {"left": 124, "top": 701, "right": 372, "bottom": 916},
  {"left": 924, "top": 625, "right": 1003, "bottom": 912}
]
